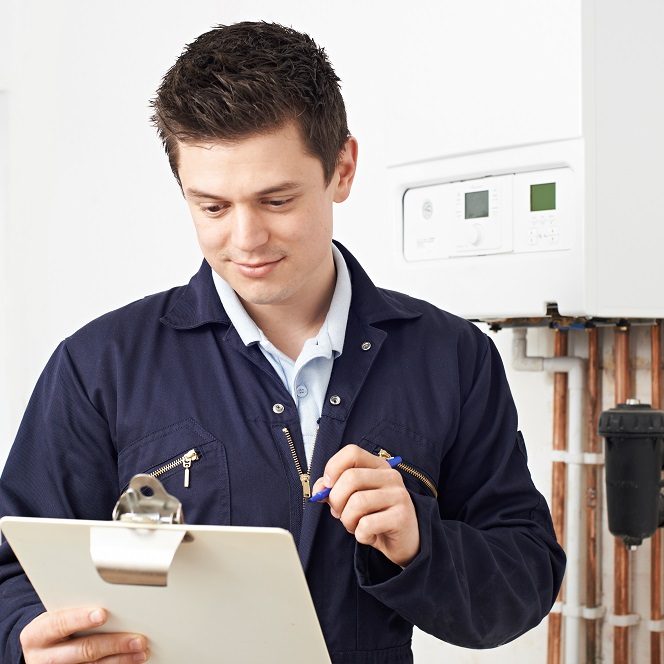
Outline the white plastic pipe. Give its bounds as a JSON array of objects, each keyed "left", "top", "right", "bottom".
[{"left": 512, "top": 328, "right": 585, "bottom": 664}]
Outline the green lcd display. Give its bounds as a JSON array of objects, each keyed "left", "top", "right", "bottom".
[
  {"left": 530, "top": 182, "right": 556, "bottom": 212},
  {"left": 465, "top": 190, "right": 489, "bottom": 219}
]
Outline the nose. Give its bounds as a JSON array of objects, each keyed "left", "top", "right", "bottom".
[{"left": 230, "top": 205, "right": 269, "bottom": 253}]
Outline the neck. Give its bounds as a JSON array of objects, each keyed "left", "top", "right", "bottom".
[{"left": 241, "top": 253, "right": 336, "bottom": 360}]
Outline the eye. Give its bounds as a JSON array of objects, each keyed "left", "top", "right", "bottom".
[
  {"left": 264, "top": 198, "right": 293, "bottom": 208},
  {"left": 200, "top": 203, "right": 227, "bottom": 217}
]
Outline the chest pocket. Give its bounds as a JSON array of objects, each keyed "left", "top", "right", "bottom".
[
  {"left": 118, "top": 418, "right": 230, "bottom": 525},
  {"left": 359, "top": 421, "right": 440, "bottom": 499}
]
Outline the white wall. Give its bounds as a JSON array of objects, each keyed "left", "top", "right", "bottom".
[
  {"left": 3, "top": 0, "right": 221, "bottom": 457},
  {"left": 1, "top": 1, "right": 657, "bottom": 662},
  {"left": 0, "top": 0, "right": 12, "bottom": 469}
]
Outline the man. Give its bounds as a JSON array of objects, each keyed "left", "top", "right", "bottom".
[{"left": 0, "top": 22, "right": 565, "bottom": 663}]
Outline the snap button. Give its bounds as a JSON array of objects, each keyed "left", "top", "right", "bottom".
[
  {"left": 272, "top": 403, "right": 285, "bottom": 414},
  {"left": 361, "top": 341, "right": 372, "bottom": 351},
  {"left": 296, "top": 385, "right": 308, "bottom": 398},
  {"left": 329, "top": 395, "right": 341, "bottom": 406}
]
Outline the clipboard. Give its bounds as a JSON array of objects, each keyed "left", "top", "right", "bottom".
[{"left": 0, "top": 476, "right": 331, "bottom": 664}]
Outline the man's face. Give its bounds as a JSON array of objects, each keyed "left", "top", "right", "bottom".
[{"left": 178, "top": 122, "right": 356, "bottom": 312}]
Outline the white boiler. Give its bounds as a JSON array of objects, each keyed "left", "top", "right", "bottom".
[{"left": 383, "top": 0, "right": 664, "bottom": 320}]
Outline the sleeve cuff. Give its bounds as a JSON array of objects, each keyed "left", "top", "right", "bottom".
[{"left": 10, "top": 603, "right": 45, "bottom": 664}]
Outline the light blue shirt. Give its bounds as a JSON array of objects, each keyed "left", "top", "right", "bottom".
[{"left": 212, "top": 244, "right": 352, "bottom": 467}]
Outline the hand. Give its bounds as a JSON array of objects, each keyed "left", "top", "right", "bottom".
[
  {"left": 312, "top": 444, "right": 420, "bottom": 567},
  {"left": 20, "top": 607, "right": 149, "bottom": 663}
]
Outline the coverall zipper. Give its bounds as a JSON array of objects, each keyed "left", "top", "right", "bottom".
[{"left": 282, "top": 426, "right": 318, "bottom": 506}]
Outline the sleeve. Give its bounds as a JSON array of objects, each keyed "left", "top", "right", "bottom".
[
  {"left": 354, "top": 334, "right": 566, "bottom": 648},
  {"left": 0, "top": 341, "right": 119, "bottom": 662}
]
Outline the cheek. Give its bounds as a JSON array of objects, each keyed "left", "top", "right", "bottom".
[
  {"left": 192, "top": 219, "right": 227, "bottom": 250},
  {"left": 298, "top": 201, "right": 333, "bottom": 240}
]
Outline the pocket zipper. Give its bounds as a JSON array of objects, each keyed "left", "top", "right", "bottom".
[
  {"left": 378, "top": 448, "right": 438, "bottom": 498},
  {"left": 150, "top": 448, "right": 200, "bottom": 488}
]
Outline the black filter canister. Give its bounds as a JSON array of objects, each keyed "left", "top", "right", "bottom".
[{"left": 598, "top": 402, "right": 664, "bottom": 546}]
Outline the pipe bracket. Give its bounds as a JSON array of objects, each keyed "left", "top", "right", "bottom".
[
  {"left": 608, "top": 613, "right": 640, "bottom": 627},
  {"left": 648, "top": 619, "right": 664, "bottom": 632},
  {"left": 555, "top": 603, "right": 606, "bottom": 619},
  {"left": 550, "top": 450, "right": 605, "bottom": 465},
  {"left": 580, "top": 606, "right": 606, "bottom": 620}
]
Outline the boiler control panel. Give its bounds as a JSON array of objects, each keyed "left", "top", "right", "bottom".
[{"left": 403, "top": 167, "right": 572, "bottom": 261}]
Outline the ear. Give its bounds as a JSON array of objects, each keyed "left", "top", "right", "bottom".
[{"left": 332, "top": 137, "right": 359, "bottom": 203}]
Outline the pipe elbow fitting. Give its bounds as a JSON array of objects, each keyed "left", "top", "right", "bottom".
[{"left": 512, "top": 329, "right": 544, "bottom": 371}]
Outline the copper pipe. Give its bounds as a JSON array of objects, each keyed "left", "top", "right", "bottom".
[
  {"left": 652, "top": 323, "right": 662, "bottom": 409},
  {"left": 548, "top": 330, "right": 568, "bottom": 664},
  {"left": 585, "top": 327, "right": 602, "bottom": 663},
  {"left": 614, "top": 327, "right": 631, "bottom": 664},
  {"left": 651, "top": 322, "right": 662, "bottom": 664}
]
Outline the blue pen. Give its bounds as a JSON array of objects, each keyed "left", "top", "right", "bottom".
[{"left": 309, "top": 456, "right": 403, "bottom": 503}]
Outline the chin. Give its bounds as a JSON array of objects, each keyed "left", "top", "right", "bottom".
[{"left": 237, "top": 286, "right": 293, "bottom": 307}]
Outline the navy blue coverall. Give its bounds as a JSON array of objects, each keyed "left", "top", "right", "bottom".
[{"left": 0, "top": 243, "right": 565, "bottom": 663}]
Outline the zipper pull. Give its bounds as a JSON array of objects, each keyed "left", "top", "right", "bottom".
[
  {"left": 378, "top": 448, "right": 391, "bottom": 459},
  {"left": 300, "top": 473, "right": 311, "bottom": 499},
  {"left": 182, "top": 449, "right": 200, "bottom": 488}
]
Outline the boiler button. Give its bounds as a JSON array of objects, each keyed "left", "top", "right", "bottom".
[{"left": 421, "top": 199, "right": 433, "bottom": 220}]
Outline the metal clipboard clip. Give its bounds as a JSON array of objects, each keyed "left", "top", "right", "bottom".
[
  {"left": 112, "top": 474, "right": 185, "bottom": 525},
  {"left": 90, "top": 474, "right": 192, "bottom": 587}
]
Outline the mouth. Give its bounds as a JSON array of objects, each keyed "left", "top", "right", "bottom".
[{"left": 232, "top": 257, "right": 284, "bottom": 278}]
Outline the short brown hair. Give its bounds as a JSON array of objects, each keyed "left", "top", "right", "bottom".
[{"left": 150, "top": 21, "right": 350, "bottom": 185}]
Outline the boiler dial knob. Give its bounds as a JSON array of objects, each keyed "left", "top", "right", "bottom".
[{"left": 467, "top": 224, "right": 481, "bottom": 246}]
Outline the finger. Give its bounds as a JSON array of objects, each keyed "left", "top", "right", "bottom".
[
  {"left": 322, "top": 444, "right": 388, "bottom": 486},
  {"left": 354, "top": 509, "right": 404, "bottom": 547},
  {"left": 21, "top": 608, "right": 107, "bottom": 648},
  {"left": 356, "top": 503, "right": 420, "bottom": 566},
  {"left": 32, "top": 634, "right": 148, "bottom": 664},
  {"left": 96, "top": 647, "right": 151, "bottom": 663},
  {"left": 311, "top": 476, "right": 328, "bottom": 496},
  {"left": 328, "top": 467, "right": 403, "bottom": 515},
  {"left": 337, "top": 487, "right": 402, "bottom": 533}
]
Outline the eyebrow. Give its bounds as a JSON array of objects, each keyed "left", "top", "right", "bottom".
[{"left": 184, "top": 181, "right": 303, "bottom": 200}]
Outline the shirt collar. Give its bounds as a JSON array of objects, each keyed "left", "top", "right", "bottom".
[
  {"left": 211, "top": 244, "right": 352, "bottom": 356},
  {"left": 160, "top": 240, "right": 422, "bottom": 330}
]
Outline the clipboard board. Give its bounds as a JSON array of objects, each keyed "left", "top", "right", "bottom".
[{"left": 0, "top": 477, "right": 331, "bottom": 664}]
